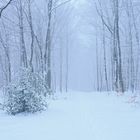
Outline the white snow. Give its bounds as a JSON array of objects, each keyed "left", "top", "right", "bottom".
[{"left": 0, "top": 92, "right": 140, "bottom": 140}]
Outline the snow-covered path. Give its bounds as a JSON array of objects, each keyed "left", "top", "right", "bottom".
[{"left": 0, "top": 92, "right": 140, "bottom": 140}]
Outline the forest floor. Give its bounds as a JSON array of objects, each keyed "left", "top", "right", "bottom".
[{"left": 0, "top": 92, "right": 140, "bottom": 140}]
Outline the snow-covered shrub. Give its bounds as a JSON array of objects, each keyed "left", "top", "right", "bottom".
[{"left": 4, "top": 68, "right": 48, "bottom": 115}]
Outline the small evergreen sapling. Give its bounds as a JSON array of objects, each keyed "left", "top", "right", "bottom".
[{"left": 4, "top": 68, "right": 48, "bottom": 115}]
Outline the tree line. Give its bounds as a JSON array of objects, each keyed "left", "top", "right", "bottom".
[{"left": 95, "top": 0, "right": 140, "bottom": 93}]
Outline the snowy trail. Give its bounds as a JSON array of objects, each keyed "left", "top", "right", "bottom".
[{"left": 0, "top": 92, "right": 140, "bottom": 140}]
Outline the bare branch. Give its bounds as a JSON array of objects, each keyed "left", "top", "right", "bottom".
[
  {"left": 51, "top": 0, "right": 71, "bottom": 12},
  {"left": 95, "top": 1, "right": 113, "bottom": 34},
  {"left": 0, "top": 0, "right": 13, "bottom": 18}
]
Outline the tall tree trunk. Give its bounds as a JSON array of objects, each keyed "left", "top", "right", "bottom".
[
  {"left": 19, "top": 0, "right": 28, "bottom": 68},
  {"left": 65, "top": 32, "right": 69, "bottom": 92},
  {"left": 44, "top": 0, "right": 53, "bottom": 90},
  {"left": 0, "top": 32, "right": 11, "bottom": 84},
  {"left": 28, "top": 0, "right": 34, "bottom": 71},
  {"left": 113, "top": 0, "right": 124, "bottom": 93},
  {"left": 60, "top": 42, "right": 63, "bottom": 93},
  {"left": 102, "top": 23, "right": 109, "bottom": 91}
]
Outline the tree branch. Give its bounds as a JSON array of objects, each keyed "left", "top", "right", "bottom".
[
  {"left": 0, "top": 0, "right": 12, "bottom": 18},
  {"left": 51, "top": 0, "right": 71, "bottom": 12},
  {"left": 95, "top": 1, "right": 113, "bottom": 35}
]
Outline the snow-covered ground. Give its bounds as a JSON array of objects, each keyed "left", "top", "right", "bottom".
[{"left": 0, "top": 92, "right": 140, "bottom": 140}]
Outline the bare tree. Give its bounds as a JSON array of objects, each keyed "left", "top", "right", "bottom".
[
  {"left": 96, "top": 0, "right": 124, "bottom": 92},
  {"left": 17, "top": 0, "right": 28, "bottom": 68},
  {"left": 0, "top": 30, "right": 11, "bottom": 84},
  {"left": 44, "top": 0, "right": 53, "bottom": 90},
  {"left": 26, "top": 0, "right": 35, "bottom": 71}
]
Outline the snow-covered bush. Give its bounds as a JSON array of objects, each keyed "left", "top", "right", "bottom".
[{"left": 4, "top": 68, "right": 48, "bottom": 115}]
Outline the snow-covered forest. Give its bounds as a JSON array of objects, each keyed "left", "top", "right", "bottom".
[{"left": 0, "top": 0, "right": 140, "bottom": 140}]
